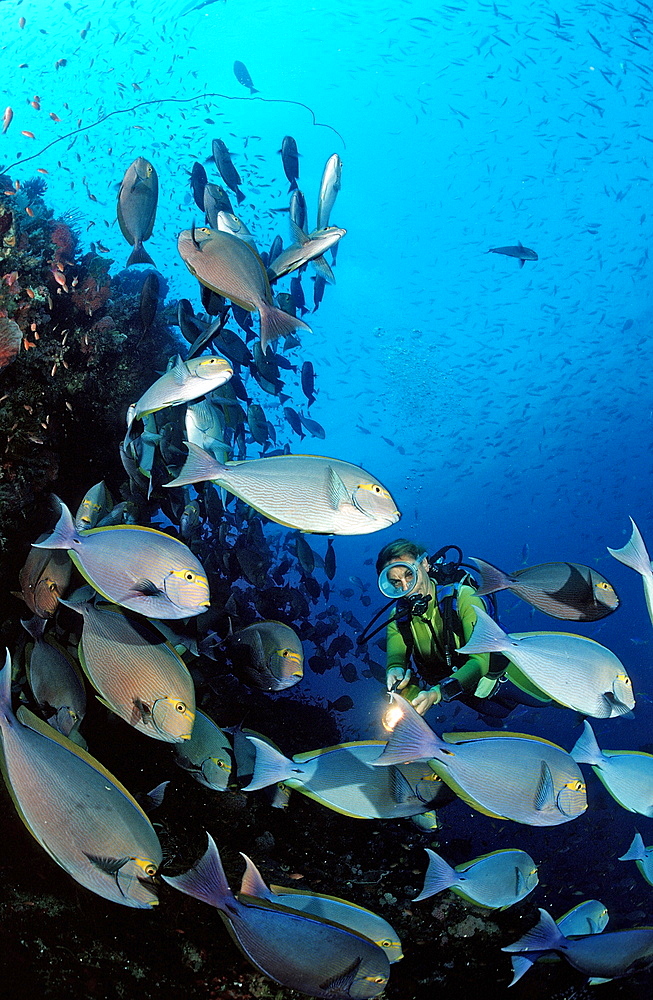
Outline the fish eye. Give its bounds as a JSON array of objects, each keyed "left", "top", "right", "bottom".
[
  {"left": 618, "top": 674, "right": 631, "bottom": 685},
  {"left": 372, "top": 977, "right": 387, "bottom": 985},
  {"left": 144, "top": 863, "right": 157, "bottom": 877},
  {"left": 175, "top": 701, "right": 187, "bottom": 714},
  {"left": 184, "top": 571, "right": 196, "bottom": 581},
  {"left": 596, "top": 581, "right": 612, "bottom": 591},
  {"left": 381, "top": 939, "right": 392, "bottom": 948},
  {"left": 212, "top": 757, "right": 226, "bottom": 768},
  {"left": 565, "top": 780, "right": 584, "bottom": 792}
]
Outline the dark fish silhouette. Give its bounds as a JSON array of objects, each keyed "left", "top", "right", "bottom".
[
  {"left": 212, "top": 139, "right": 245, "bottom": 205},
  {"left": 280, "top": 136, "right": 299, "bottom": 191},
  {"left": 233, "top": 60, "right": 258, "bottom": 95},
  {"left": 486, "top": 242, "right": 538, "bottom": 267}
]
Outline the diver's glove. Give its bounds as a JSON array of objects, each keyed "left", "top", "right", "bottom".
[
  {"left": 411, "top": 686, "right": 442, "bottom": 715},
  {"left": 386, "top": 667, "right": 411, "bottom": 692}
]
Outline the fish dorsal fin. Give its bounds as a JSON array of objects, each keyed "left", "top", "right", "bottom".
[
  {"left": 239, "top": 853, "right": 273, "bottom": 900},
  {"left": 326, "top": 466, "right": 350, "bottom": 510},
  {"left": 534, "top": 761, "right": 554, "bottom": 811},
  {"left": 15, "top": 706, "right": 151, "bottom": 821},
  {"left": 292, "top": 740, "right": 385, "bottom": 763},
  {"left": 441, "top": 730, "right": 561, "bottom": 749}
]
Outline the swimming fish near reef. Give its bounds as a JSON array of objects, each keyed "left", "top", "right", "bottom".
[
  {"left": 233, "top": 60, "right": 258, "bottom": 94},
  {"left": 619, "top": 832, "right": 653, "bottom": 886},
  {"left": 458, "top": 606, "right": 634, "bottom": 718},
  {"left": 317, "top": 153, "right": 342, "bottom": 230},
  {"left": 502, "top": 908, "right": 653, "bottom": 981},
  {"left": 63, "top": 600, "right": 195, "bottom": 743},
  {"left": 268, "top": 223, "right": 346, "bottom": 281},
  {"left": 164, "top": 442, "right": 400, "bottom": 535},
  {"left": 243, "top": 738, "right": 452, "bottom": 821},
  {"left": 33, "top": 498, "right": 210, "bottom": 619},
  {"left": 212, "top": 139, "right": 245, "bottom": 205},
  {"left": 374, "top": 696, "right": 587, "bottom": 826},
  {"left": 129, "top": 354, "right": 233, "bottom": 424},
  {"left": 75, "top": 480, "right": 113, "bottom": 531},
  {"left": 18, "top": 544, "right": 72, "bottom": 618},
  {"left": 280, "top": 135, "right": 299, "bottom": 191},
  {"left": 238, "top": 854, "right": 403, "bottom": 963},
  {"left": 174, "top": 708, "right": 232, "bottom": 789},
  {"left": 571, "top": 720, "right": 653, "bottom": 816},
  {"left": 22, "top": 616, "right": 86, "bottom": 738},
  {"left": 471, "top": 557, "right": 619, "bottom": 620},
  {"left": 0, "top": 649, "right": 161, "bottom": 908},
  {"left": 415, "top": 847, "right": 538, "bottom": 909},
  {"left": 163, "top": 833, "right": 390, "bottom": 998},
  {"left": 225, "top": 620, "right": 304, "bottom": 691},
  {"left": 486, "top": 242, "right": 538, "bottom": 266},
  {"left": 509, "top": 899, "right": 609, "bottom": 986},
  {"left": 117, "top": 157, "right": 158, "bottom": 267},
  {"left": 608, "top": 517, "right": 653, "bottom": 627},
  {"left": 177, "top": 227, "right": 311, "bottom": 354}
]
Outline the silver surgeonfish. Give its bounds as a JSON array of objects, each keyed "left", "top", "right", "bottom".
[
  {"left": 226, "top": 620, "right": 303, "bottom": 691},
  {"left": 22, "top": 616, "right": 86, "bottom": 738},
  {"left": 316, "top": 154, "right": 342, "bottom": 230},
  {"left": 64, "top": 600, "right": 195, "bottom": 743},
  {"left": 268, "top": 222, "right": 346, "bottom": 281},
  {"left": 130, "top": 354, "right": 233, "bottom": 425},
  {"left": 608, "top": 517, "right": 653, "bottom": 627},
  {"left": 0, "top": 649, "right": 161, "bottom": 908},
  {"left": 177, "top": 227, "right": 311, "bottom": 354},
  {"left": 164, "top": 442, "right": 400, "bottom": 535},
  {"left": 509, "top": 899, "right": 609, "bottom": 986},
  {"left": 238, "top": 853, "right": 403, "bottom": 963},
  {"left": 415, "top": 847, "right": 538, "bottom": 909},
  {"left": 458, "top": 607, "right": 634, "bottom": 718},
  {"left": 163, "top": 833, "right": 390, "bottom": 998},
  {"left": 503, "top": 908, "right": 653, "bottom": 981},
  {"left": 174, "top": 708, "right": 232, "bottom": 788},
  {"left": 33, "top": 499, "right": 210, "bottom": 619},
  {"left": 243, "top": 738, "right": 451, "bottom": 821},
  {"left": 117, "top": 156, "right": 158, "bottom": 267},
  {"left": 571, "top": 721, "right": 653, "bottom": 816},
  {"left": 374, "top": 696, "right": 587, "bottom": 826},
  {"left": 471, "top": 557, "right": 619, "bottom": 620}
]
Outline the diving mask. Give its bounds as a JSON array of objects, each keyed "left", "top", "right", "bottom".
[{"left": 377, "top": 557, "right": 427, "bottom": 599}]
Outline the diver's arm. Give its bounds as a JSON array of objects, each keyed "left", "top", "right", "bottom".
[{"left": 385, "top": 617, "right": 411, "bottom": 691}]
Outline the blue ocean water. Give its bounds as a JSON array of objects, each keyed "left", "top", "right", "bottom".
[{"left": 1, "top": 0, "right": 652, "bottom": 997}]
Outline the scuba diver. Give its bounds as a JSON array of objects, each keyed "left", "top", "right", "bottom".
[{"left": 370, "top": 539, "right": 551, "bottom": 719}]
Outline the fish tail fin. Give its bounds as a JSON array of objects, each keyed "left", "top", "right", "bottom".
[
  {"left": 32, "top": 498, "right": 78, "bottom": 551},
  {"left": 241, "top": 737, "right": 294, "bottom": 791},
  {"left": 21, "top": 615, "right": 47, "bottom": 642},
  {"left": 238, "top": 853, "right": 272, "bottom": 899},
  {"left": 164, "top": 441, "right": 226, "bottom": 488},
  {"left": 618, "top": 831, "right": 646, "bottom": 862},
  {"left": 0, "top": 648, "right": 12, "bottom": 715},
  {"left": 457, "top": 605, "right": 511, "bottom": 655},
  {"left": 508, "top": 955, "right": 535, "bottom": 987},
  {"left": 259, "top": 302, "right": 311, "bottom": 355},
  {"left": 126, "top": 242, "right": 156, "bottom": 267},
  {"left": 608, "top": 518, "right": 652, "bottom": 578},
  {"left": 372, "top": 695, "right": 444, "bottom": 766},
  {"left": 250, "top": 87, "right": 260, "bottom": 95},
  {"left": 288, "top": 180, "right": 297, "bottom": 192},
  {"left": 235, "top": 188, "right": 246, "bottom": 205},
  {"left": 502, "top": 908, "right": 565, "bottom": 953},
  {"left": 470, "top": 556, "right": 513, "bottom": 596},
  {"left": 162, "top": 833, "right": 233, "bottom": 910},
  {"left": 413, "top": 848, "right": 457, "bottom": 901},
  {"left": 570, "top": 720, "right": 603, "bottom": 766}
]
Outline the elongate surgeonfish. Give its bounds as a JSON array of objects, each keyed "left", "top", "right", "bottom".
[
  {"left": 0, "top": 649, "right": 161, "bottom": 908},
  {"left": 486, "top": 242, "right": 538, "bottom": 266},
  {"left": 414, "top": 847, "right": 538, "bottom": 909},
  {"left": 177, "top": 227, "right": 311, "bottom": 353},
  {"left": 222, "top": 620, "right": 304, "bottom": 691},
  {"left": 164, "top": 442, "right": 400, "bottom": 535},
  {"left": 619, "top": 832, "right": 653, "bottom": 886},
  {"left": 373, "top": 696, "right": 587, "bottom": 826},
  {"left": 471, "top": 557, "right": 619, "bottom": 620},
  {"left": 238, "top": 853, "right": 403, "bottom": 963},
  {"left": 502, "top": 908, "right": 653, "bottom": 981},
  {"left": 33, "top": 499, "right": 210, "bottom": 619},
  {"left": 22, "top": 616, "right": 86, "bottom": 738},
  {"left": 117, "top": 157, "right": 158, "bottom": 267},
  {"left": 458, "top": 607, "right": 634, "bottom": 718},
  {"left": 608, "top": 517, "right": 653, "bottom": 627},
  {"left": 268, "top": 223, "right": 346, "bottom": 281},
  {"left": 242, "top": 738, "right": 453, "bottom": 821},
  {"left": 571, "top": 721, "right": 653, "bottom": 816},
  {"left": 173, "top": 708, "right": 232, "bottom": 789},
  {"left": 129, "top": 355, "right": 233, "bottom": 424},
  {"left": 63, "top": 600, "right": 195, "bottom": 743},
  {"left": 163, "top": 833, "right": 390, "bottom": 999},
  {"left": 509, "top": 899, "right": 609, "bottom": 986}
]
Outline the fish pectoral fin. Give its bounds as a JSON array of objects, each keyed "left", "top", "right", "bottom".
[
  {"left": 128, "top": 578, "right": 164, "bottom": 597},
  {"left": 170, "top": 356, "right": 190, "bottom": 385},
  {"left": 132, "top": 698, "right": 152, "bottom": 726},
  {"left": 519, "top": 258, "right": 525, "bottom": 267},
  {"left": 326, "top": 466, "right": 350, "bottom": 509},
  {"left": 84, "top": 853, "right": 131, "bottom": 876},
  {"left": 319, "top": 956, "right": 363, "bottom": 994},
  {"left": 515, "top": 866, "right": 525, "bottom": 896},
  {"left": 534, "top": 761, "right": 555, "bottom": 811}
]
